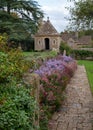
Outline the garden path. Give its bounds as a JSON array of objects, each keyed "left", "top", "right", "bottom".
[{"left": 48, "top": 65, "right": 93, "bottom": 130}]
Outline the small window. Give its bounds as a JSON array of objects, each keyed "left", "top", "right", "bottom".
[
  {"left": 54, "top": 40, "right": 56, "bottom": 44},
  {"left": 39, "top": 41, "right": 40, "bottom": 44}
]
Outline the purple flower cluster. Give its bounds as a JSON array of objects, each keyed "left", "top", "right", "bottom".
[
  {"left": 35, "top": 59, "right": 65, "bottom": 77},
  {"left": 34, "top": 55, "right": 77, "bottom": 113},
  {"left": 34, "top": 55, "right": 77, "bottom": 125},
  {"left": 34, "top": 55, "right": 75, "bottom": 77},
  {"left": 56, "top": 55, "right": 73, "bottom": 62},
  {"left": 63, "top": 55, "right": 73, "bottom": 62}
]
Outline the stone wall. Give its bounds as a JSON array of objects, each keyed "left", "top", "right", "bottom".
[
  {"left": 79, "top": 48, "right": 93, "bottom": 51},
  {"left": 23, "top": 73, "right": 40, "bottom": 127},
  {"left": 34, "top": 35, "right": 61, "bottom": 51}
]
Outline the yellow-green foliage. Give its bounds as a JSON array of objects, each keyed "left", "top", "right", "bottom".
[
  {"left": 0, "top": 35, "right": 37, "bottom": 130},
  {"left": 59, "top": 41, "right": 72, "bottom": 55},
  {"left": 0, "top": 34, "right": 8, "bottom": 52},
  {"left": 0, "top": 35, "right": 30, "bottom": 82}
]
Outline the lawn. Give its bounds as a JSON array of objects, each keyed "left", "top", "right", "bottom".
[
  {"left": 23, "top": 51, "right": 57, "bottom": 61},
  {"left": 78, "top": 60, "right": 93, "bottom": 93}
]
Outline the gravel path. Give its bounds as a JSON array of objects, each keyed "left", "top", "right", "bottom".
[{"left": 48, "top": 65, "right": 93, "bottom": 130}]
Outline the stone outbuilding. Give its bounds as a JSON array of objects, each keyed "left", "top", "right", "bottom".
[
  {"left": 34, "top": 18, "right": 61, "bottom": 51},
  {"left": 61, "top": 32, "right": 92, "bottom": 49}
]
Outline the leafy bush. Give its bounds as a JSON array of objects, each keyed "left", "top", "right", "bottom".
[
  {"left": 0, "top": 35, "right": 39, "bottom": 130},
  {"left": 0, "top": 82, "right": 37, "bottom": 130},
  {"left": 0, "top": 50, "right": 30, "bottom": 82},
  {"left": 72, "top": 49, "right": 93, "bottom": 59},
  {"left": 59, "top": 41, "right": 72, "bottom": 55},
  {"left": 0, "top": 34, "right": 8, "bottom": 52},
  {"left": 0, "top": 34, "right": 77, "bottom": 130},
  {"left": 0, "top": 35, "right": 30, "bottom": 82}
]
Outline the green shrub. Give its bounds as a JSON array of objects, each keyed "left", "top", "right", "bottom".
[
  {"left": 72, "top": 49, "right": 93, "bottom": 59},
  {"left": 0, "top": 35, "right": 30, "bottom": 83},
  {"left": 0, "top": 82, "right": 37, "bottom": 130},
  {"left": 0, "top": 35, "right": 39, "bottom": 130},
  {"left": 0, "top": 34, "right": 8, "bottom": 52},
  {"left": 59, "top": 41, "right": 72, "bottom": 55},
  {"left": 0, "top": 50, "right": 30, "bottom": 82}
]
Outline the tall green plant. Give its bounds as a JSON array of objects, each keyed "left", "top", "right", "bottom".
[
  {"left": 59, "top": 41, "right": 72, "bottom": 55},
  {"left": 0, "top": 35, "right": 30, "bottom": 82},
  {"left": 0, "top": 34, "right": 38, "bottom": 130}
]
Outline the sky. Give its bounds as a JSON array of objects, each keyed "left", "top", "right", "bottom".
[{"left": 36, "top": 0, "right": 74, "bottom": 33}]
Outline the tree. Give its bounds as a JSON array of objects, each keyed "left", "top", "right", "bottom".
[
  {"left": 0, "top": 0, "right": 43, "bottom": 42},
  {"left": 68, "top": 0, "right": 93, "bottom": 30}
]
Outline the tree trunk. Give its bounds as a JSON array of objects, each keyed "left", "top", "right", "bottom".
[{"left": 7, "top": 2, "right": 10, "bottom": 14}]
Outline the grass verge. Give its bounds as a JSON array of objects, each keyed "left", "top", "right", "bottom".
[
  {"left": 23, "top": 51, "right": 57, "bottom": 61},
  {"left": 78, "top": 60, "right": 93, "bottom": 93}
]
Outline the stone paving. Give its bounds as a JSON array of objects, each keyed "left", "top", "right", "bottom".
[{"left": 48, "top": 65, "right": 93, "bottom": 130}]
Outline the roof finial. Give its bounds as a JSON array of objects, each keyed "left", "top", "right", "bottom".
[{"left": 47, "top": 17, "right": 49, "bottom": 22}]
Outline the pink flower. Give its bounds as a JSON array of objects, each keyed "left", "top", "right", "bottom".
[{"left": 47, "top": 91, "right": 55, "bottom": 101}]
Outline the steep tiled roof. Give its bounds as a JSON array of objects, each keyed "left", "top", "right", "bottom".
[
  {"left": 78, "top": 36, "right": 92, "bottom": 45},
  {"left": 35, "top": 19, "right": 59, "bottom": 36},
  {"left": 61, "top": 32, "right": 92, "bottom": 45},
  {"left": 61, "top": 32, "right": 77, "bottom": 42},
  {"left": 61, "top": 33, "right": 73, "bottom": 42}
]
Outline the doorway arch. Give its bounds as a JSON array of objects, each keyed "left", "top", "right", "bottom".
[{"left": 45, "top": 38, "right": 50, "bottom": 50}]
